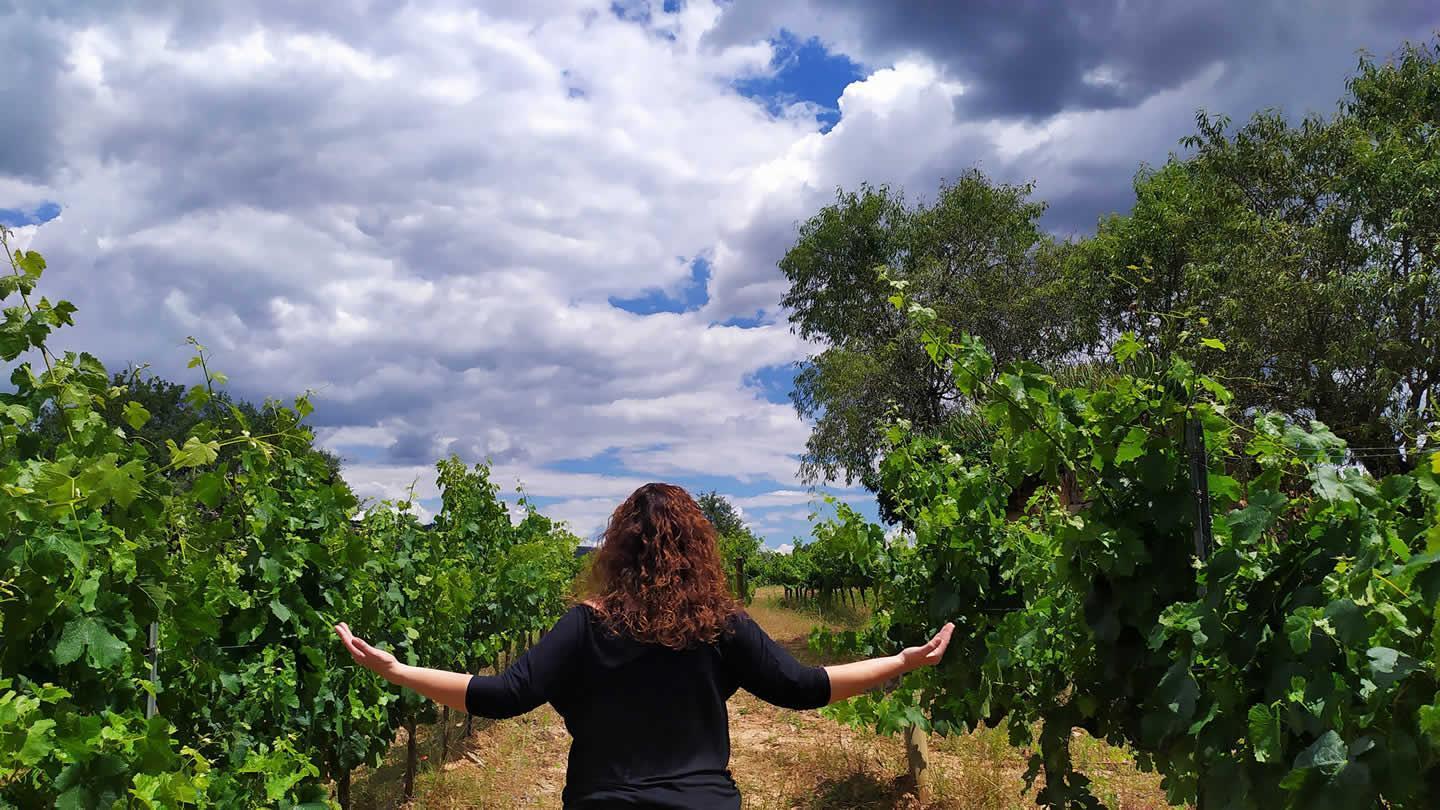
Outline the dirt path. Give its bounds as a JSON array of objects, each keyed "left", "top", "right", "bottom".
[{"left": 351, "top": 589, "right": 1175, "bottom": 809}]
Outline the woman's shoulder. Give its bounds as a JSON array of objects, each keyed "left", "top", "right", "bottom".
[
  {"left": 574, "top": 600, "right": 604, "bottom": 623},
  {"left": 719, "top": 607, "right": 758, "bottom": 639}
]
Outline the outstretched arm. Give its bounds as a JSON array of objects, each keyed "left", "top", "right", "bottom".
[
  {"left": 823, "top": 622, "right": 954, "bottom": 704},
  {"left": 334, "top": 623, "right": 470, "bottom": 714}
]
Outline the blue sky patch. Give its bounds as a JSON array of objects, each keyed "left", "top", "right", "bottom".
[
  {"left": 609, "top": 257, "right": 710, "bottom": 314},
  {"left": 545, "top": 447, "right": 643, "bottom": 476},
  {"left": 734, "top": 30, "right": 863, "bottom": 132},
  {"left": 713, "top": 312, "right": 767, "bottom": 329},
  {"left": 0, "top": 202, "right": 62, "bottom": 228},
  {"left": 610, "top": 0, "right": 651, "bottom": 24},
  {"left": 744, "top": 362, "right": 799, "bottom": 405},
  {"left": 563, "top": 69, "right": 586, "bottom": 98}
]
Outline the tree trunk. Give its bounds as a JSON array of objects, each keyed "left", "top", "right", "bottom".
[
  {"left": 336, "top": 768, "right": 351, "bottom": 809},
  {"left": 904, "top": 723, "right": 930, "bottom": 802},
  {"left": 404, "top": 718, "right": 418, "bottom": 799}
]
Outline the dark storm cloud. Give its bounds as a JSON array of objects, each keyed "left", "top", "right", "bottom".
[
  {"left": 20, "top": 0, "right": 406, "bottom": 47},
  {"left": 0, "top": 18, "right": 65, "bottom": 181},
  {"left": 445, "top": 436, "right": 530, "bottom": 465},
  {"left": 834, "top": 0, "right": 1238, "bottom": 117},
  {"left": 1040, "top": 178, "right": 1141, "bottom": 239},
  {"left": 387, "top": 427, "right": 439, "bottom": 462},
  {"left": 713, "top": 0, "right": 1436, "bottom": 119},
  {"left": 726, "top": 0, "right": 1438, "bottom": 243}
]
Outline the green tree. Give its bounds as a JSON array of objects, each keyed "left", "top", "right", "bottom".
[
  {"left": 697, "top": 490, "right": 746, "bottom": 538},
  {"left": 1070, "top": 39, "right": 1440, "bottom": 473},
  {"left": 779, "top": 170, "right": 1083, "bottom": 495},
  {"left": 697, "top": 490, "right": 761, "bottom": 602}
]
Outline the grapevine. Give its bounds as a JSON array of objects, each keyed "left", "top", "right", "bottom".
[
  {"left": 821, "top": 288, "right": 1440, "bottom": 809},
  {"left": 0, "top": 230, "right": 583, "bottom": 806}
]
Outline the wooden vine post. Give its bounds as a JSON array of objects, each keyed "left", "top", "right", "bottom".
[
  {"left": 903, "top": 722, "right": 930, "bottom": 801},
  {"left": 403, "top": 718, "right": 418, "bottom": 799}
]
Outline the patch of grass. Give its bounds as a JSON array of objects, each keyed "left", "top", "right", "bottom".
[
  {"left": 748, "top": 584, "right": 868, "bottom": 629},
  {"left": 349, "top": 713, "right": 470, "bottom": 809}
]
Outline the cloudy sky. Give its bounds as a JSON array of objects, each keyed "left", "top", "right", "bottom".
[{"left": 3, "top": 1, "right": 1436, "bottom": 545}]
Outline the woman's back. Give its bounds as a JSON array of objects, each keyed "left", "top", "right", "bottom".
[{"left": 466, "top": 604, "right": 830, "bottom": 809}]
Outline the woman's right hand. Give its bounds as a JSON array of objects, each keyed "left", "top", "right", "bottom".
[
  {"left": 898, "top": 622, "right": 954, "bottom": 672},
  {"left": 823, "top": 622, "right": 956, "bottom": 703},
  {"left": 334, "top": 622, "right": 405, "bottom": 682}
]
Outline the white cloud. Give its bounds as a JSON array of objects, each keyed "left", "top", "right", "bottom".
[
  {"left": 730, "top": 489, "right": 867, "bottom": 509},
  {"left": 16, "top": 3, "right": 830, "bottom": 524},
  {"left": 12, "top": 0, "right": 1424, "bottom": 547},
  {"left": 884, "top": 523, "right": 913, "bottom": 546},
  {"left": 750, "top": 507, "right": 815, "bottom": 523},
  {"left": 539, "top": 496, "right": 620, "bottom": 540},
  {"left": 0, "top": 223, "right": 41, "bottom": 254}
]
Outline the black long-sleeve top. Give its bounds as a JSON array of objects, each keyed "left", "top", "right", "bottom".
[{"left": 465, "top": 604, "right": 831, "bottom": 808}]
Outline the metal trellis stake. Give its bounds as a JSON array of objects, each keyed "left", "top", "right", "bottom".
[
  {"left": 1185, "top": 417, "right": 1215, "bottom": 596},
  {"left": 146, "top": 621, "right": 159, "bottom": 718},
  {"left": 1186, "top": 417, "right": 1217, "bottom": 809}
]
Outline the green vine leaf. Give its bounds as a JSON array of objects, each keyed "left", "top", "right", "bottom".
[
  {"left": 54, "top": 617, "right": 128, "bottom": 669},
  {"left": 1248, "top": 704, "right": 1282, "bottom": 763}
]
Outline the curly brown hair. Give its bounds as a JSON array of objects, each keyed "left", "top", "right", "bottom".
[{"left": 585, "top": 483, "right": 739, "bottom": 648}]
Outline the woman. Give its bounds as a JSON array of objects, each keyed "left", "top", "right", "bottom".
[{"left": 335, "top": 482, "right": 953, "bottom": 808}]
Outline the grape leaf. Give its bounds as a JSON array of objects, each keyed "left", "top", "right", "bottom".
[
  {"left": 121, "top": 401, "right": 151, "bottom": 430},
  {"left": 1294, "top": 730, "right": 1347, "bottom": 775},
  {"left": 1248, "top": 704, "right": 1282, "bottom": 763},
  {"left": 54, "top": 617, "right": 128, "bottom": 669},
  {"left": 166, "top": 436, "right": 221, "bottom": 469},
  {"left": 19, "top": 718, "right": 55, "bottom": 766},
  {"left": 1116, "top": 427, "right": 1147, "bottom": 464},
  {"left": 1208, "top": 473, "right": 1241, "bottom": 504},
  {"left": 1113, "top": 332, "right": 1142, "bottom": 364},
  {"left": 1227, "top": 490, "right": 1287, "bottom": 544},
  {"left": 1366, "top": 647, "right": 1420, "bottom": 688},
  {"left": 192, "top": 471, "right": 225, "bottom": 508},
  {"left": 1419, "top": 703, "right": 1440, "bottom": 744},
  {"left": 96, "top": 459, "right": 144, "bottom": 509}
]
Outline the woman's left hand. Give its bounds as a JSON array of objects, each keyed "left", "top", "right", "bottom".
[{"left": 334, "top": 622, "right": 404, "bottom": 681}]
